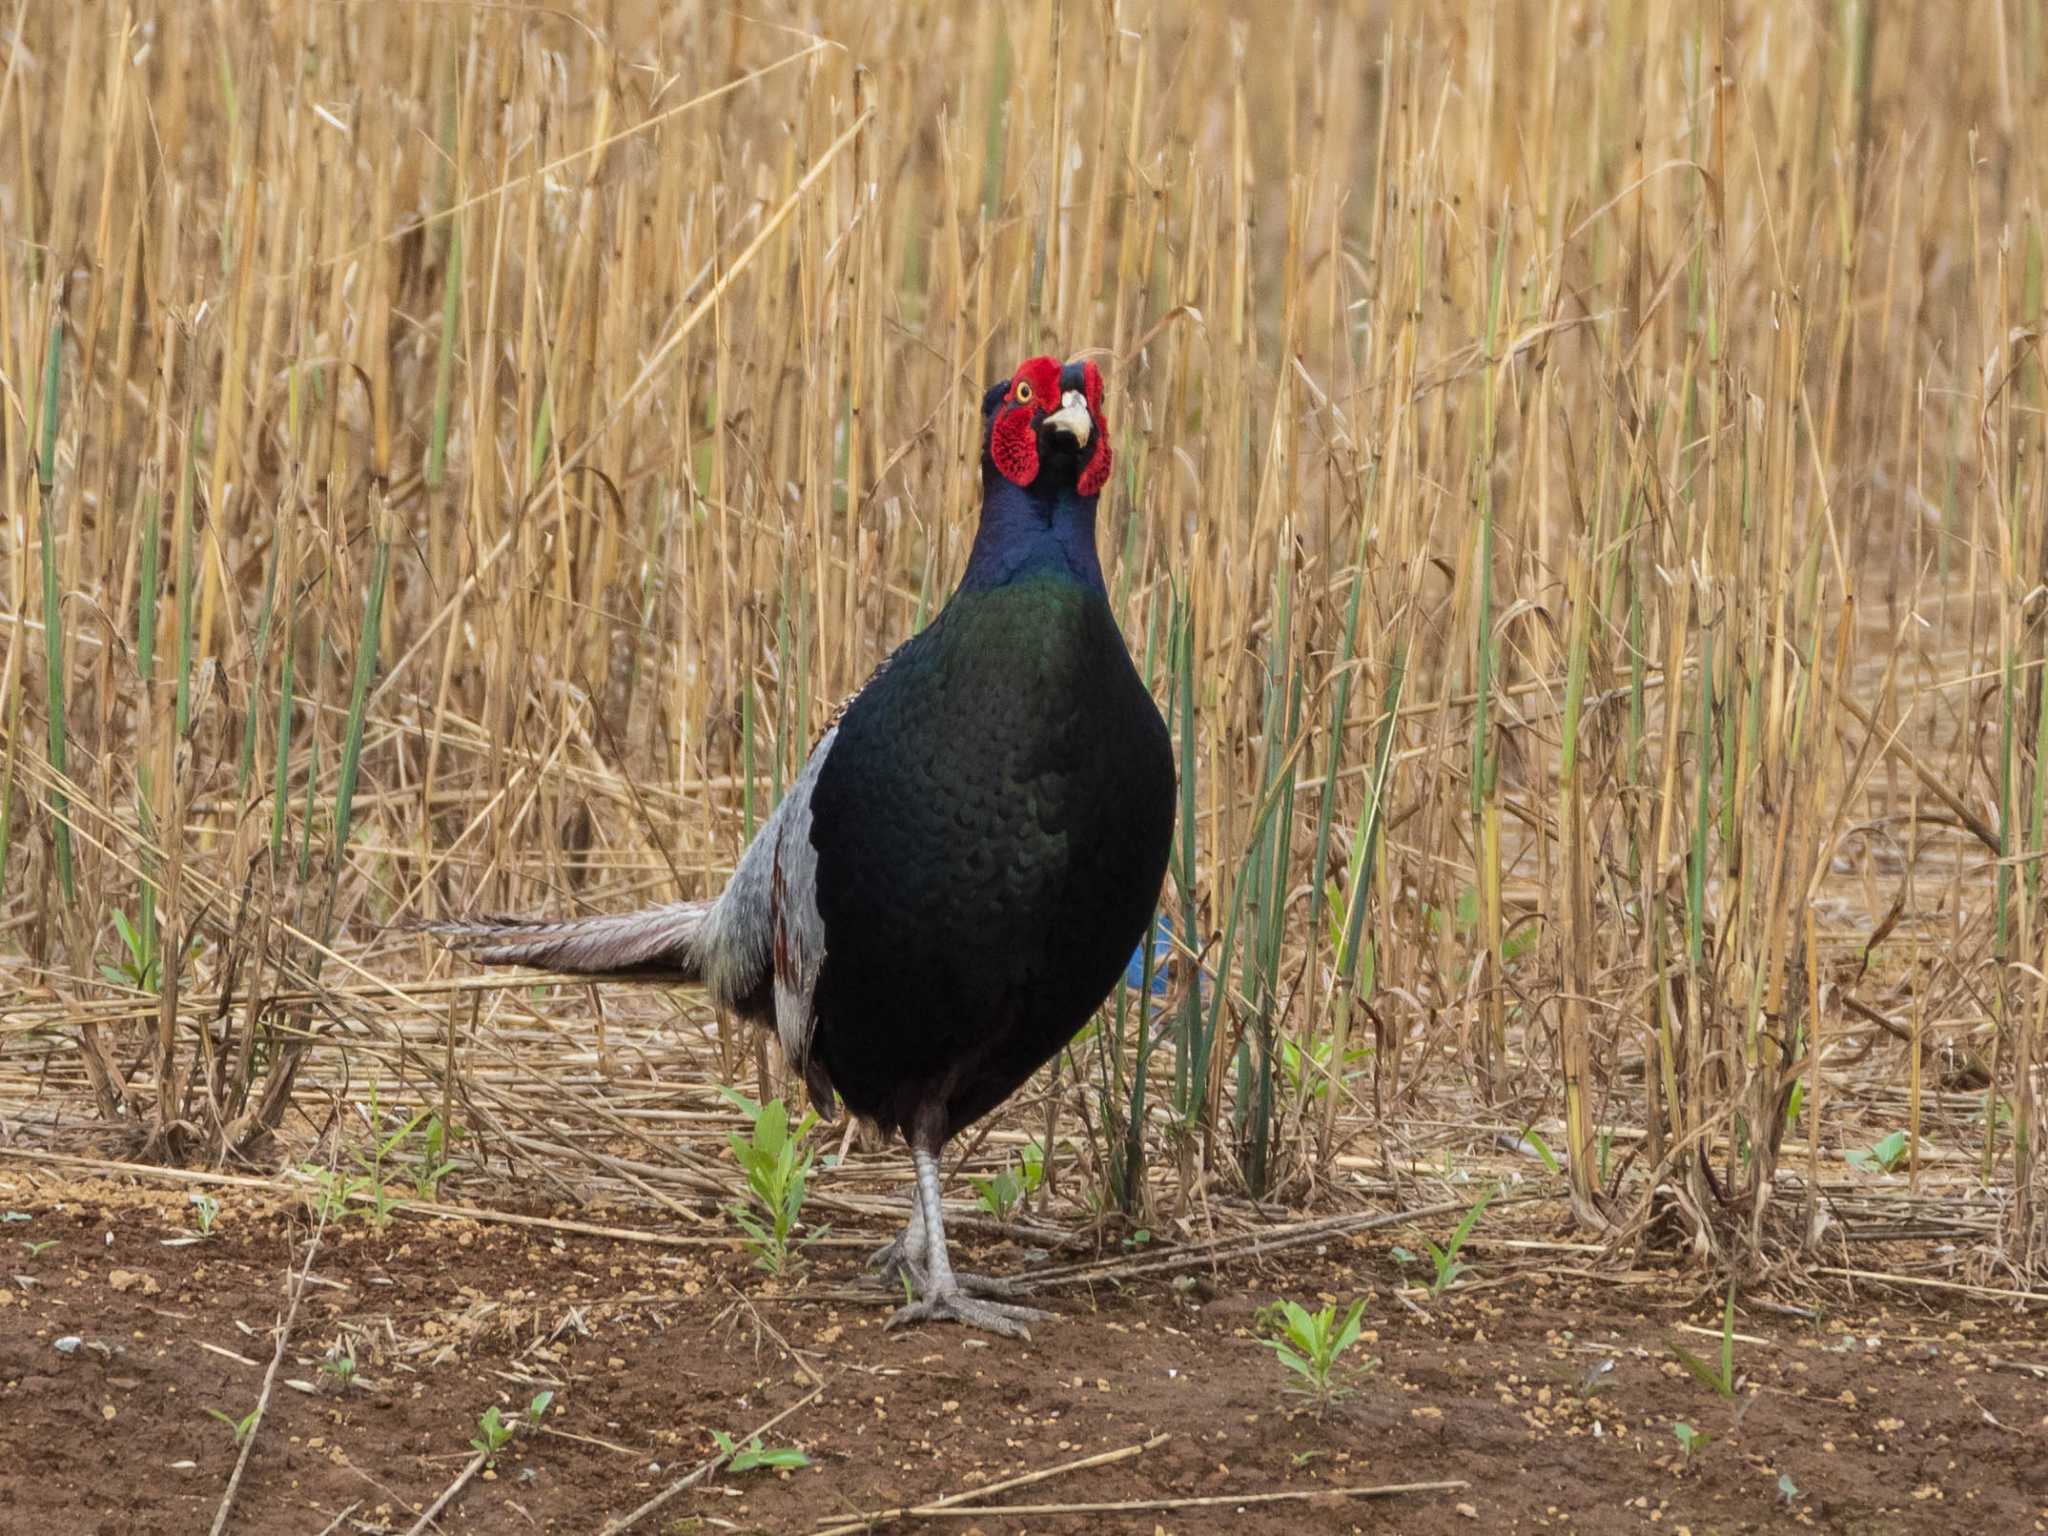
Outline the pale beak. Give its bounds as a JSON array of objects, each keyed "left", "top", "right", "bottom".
[{"left": 1045, "top": 389, "right": 1092, "bottom": 446}]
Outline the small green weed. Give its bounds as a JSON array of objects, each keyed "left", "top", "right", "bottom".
[
  {"left": 718, "top": 1087, "right": 829, "bottom": 1276},
  {"left": 99, "top": 907, "right": 199, "bottom": 993},
  {"left": 1671, "top": 1421, "right": 1709, "bottom": 1467},
  {"left": 298, "top": 1097, "right": 461, "bottom": 1227},
  {"left": 299, "top": 1165, "right": 367, "bottom": 1224},
  {"left": 208, "top": 1406, "right": 259, "bottom": 1446},
  {"left": 471, "top": 1406, "right": 516, "bottom": 1461},
  {"left": 969, "top": 1141, "right": 1044, "bottom": 1222},
  {"left": 320, "top": 1339, "right": 358, "bottom": 1389},
  {"left": 710, "top": 1427, "right": 811, "bottom": 1474},
  {"left": 1669, "top": 1284, "right": 1741, "bottom": 1401},
  {"left": 1512, "top": 1125, "right": 1561, "bottom": 1175},
  {"left": 469, "top": 1393, "right": 550, "bottom": 1465},
  {"left": 190, "top": 1193, "right": 220, "bottom": 1236},
  {"left": 1277, "top": 1034, "right": 1373, "bottom": 1102},
  {"left": 1421, "top": 1184, "right": 1495, "bottom": 1296},
  {"left": 352, "top": 1087, "right": 458, "bottom": 1225},
  {"left": 410, "top": 1112, "right": 460, "bottom": 1200},
  {"left": 1845, "top": 1129, "right": 1911, "bottom": 1174},
  {"left": 365, "top": 1181, "right": 404, "bottom": 1227},
  {"left": 1254, "top": 1296, "right": 1377, "bottom": 1416},
  {"left": 22, "top": 1238, "right": 57, "bottom": 1257}
]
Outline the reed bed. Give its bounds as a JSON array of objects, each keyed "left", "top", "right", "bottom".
[{"left": 0, "top": 0, "right": 2042, "bottom": 1283}]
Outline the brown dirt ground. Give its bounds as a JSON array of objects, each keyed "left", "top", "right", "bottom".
[{"left": 1, "top": 1173, "right": 2043, "bottom": 1536}]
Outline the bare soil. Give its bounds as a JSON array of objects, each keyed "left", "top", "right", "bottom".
[{"left": 2, "top": 1171, "right": 2043, "bottom": 1536}]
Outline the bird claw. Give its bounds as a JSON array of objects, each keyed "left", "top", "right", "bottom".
[
  {"left": 869, "top": 1240, "right": 1024, "bottom": 1303},
  {"left": 886, "top": 1287, "right": 1053, "bottom": 1341},
  {"left": 945, "top": 1270, "right": 1032, "bottom": 1299},
  {"left": 868, "top": 1232, "right": 926, "bottom": 1291},
  {"left": 868, "top": 1239, "right": 912, "bottom": 1281}
]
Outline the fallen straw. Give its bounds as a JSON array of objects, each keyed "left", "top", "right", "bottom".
[
  {"left": 819, "top": 1476, "right": 1467, "bottom": 1531},
  {"left": 814, "top": 1434, "right": 1169, "bottom": 1535}
]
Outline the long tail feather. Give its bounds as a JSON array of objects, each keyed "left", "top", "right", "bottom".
[{"left": 418, "top": 901, "right": 711, "bottom": 981}]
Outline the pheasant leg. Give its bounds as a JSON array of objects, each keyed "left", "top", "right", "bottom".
[{"left": 886, "top": 1144, "right": 1052, "bottom": 1339}]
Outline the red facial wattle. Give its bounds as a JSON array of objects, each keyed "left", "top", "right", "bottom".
[
  {"left": 990, "top": 402, "right": 1039, "bottom": 486},
  {"left": 1074, "top": 360, "right": 1112, "bottom": 497}
]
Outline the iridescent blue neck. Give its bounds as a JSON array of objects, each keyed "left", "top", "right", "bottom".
[{"left": 957, "top": 469, "right": 1105, "bottom": 594}]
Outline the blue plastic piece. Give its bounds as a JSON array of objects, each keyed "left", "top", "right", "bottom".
[{"left": 1124, "top": 914, "right": 1173, "bottom": 994}]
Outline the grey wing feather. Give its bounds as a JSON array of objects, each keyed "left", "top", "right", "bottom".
[{"left": 770, "top": 727, "right": 835, "bottom": 1116}]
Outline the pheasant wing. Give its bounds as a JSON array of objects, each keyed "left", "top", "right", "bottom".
[{"left": 770, "top": 727, "right": 837, "bottom": 1117}]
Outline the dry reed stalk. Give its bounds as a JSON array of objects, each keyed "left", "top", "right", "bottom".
[{"left": 0, "top": 0, "right": 2038, "bottom": 1281}]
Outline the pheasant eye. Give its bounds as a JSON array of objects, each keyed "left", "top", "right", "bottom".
[{"left": 1013, "top": 380, "right": 1033, "bottom": 404}]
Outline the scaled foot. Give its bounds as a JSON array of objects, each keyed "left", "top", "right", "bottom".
[
  {"left": 885, "top": 1286, "right": 1054, "bottom": 1340},
  {"left": 870, "top": 1245, "right": 1028, "bottom": 1303},
  {"left": 868, "top": 1229, "right": 925, "bottom": 1292}
]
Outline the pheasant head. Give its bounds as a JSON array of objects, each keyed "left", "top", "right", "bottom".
[{"left": 982, "top": 356, "right": 1112, "bottom": 498}]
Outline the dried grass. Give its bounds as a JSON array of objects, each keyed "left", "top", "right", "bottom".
[{"left": 0, "top": 1, "right": 2043, "bottom": 1286}]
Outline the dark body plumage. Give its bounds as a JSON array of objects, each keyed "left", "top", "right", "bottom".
[
  {"left": 812, "top": 570, "right": 1174, "bottom": 1144},
  {"left": 430, "top": 355, "right": 1172, "bottom": 1336}
]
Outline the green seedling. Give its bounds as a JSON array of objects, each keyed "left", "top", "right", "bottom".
[
  {"left": 718, "top": 1087, "right": 829, "bottom": 1276},
  {"left": 350, "top": 1086, "right": 454, "bottom": 1226},
  {"left": 99, "top": 907, "right": 200, "bottom": 993},
  {"left": 208, "top": 1406, "right": 259, "bottom": 1446},
  {"left": 299, "top": 1097, "right": 461, "bottom": 1229},
  {"left": 191, "top": 1194, "right": 220, "bottom": 1236},
  {"left": 1669, "top": 1284, "right": 1741, "bottom": 1401},
  {"left": 100, "top": 908, "right": 157, "bottom": 989},
  {"left": 359, "top": 1178, "right": 403, "bottom": 1228},
  {"left": 1422, "top": 1184, "right": 1496, "bottom": 1296},
  {"left": 467, "top": 1392, "right": 551, "bottom": 1460},
  {"left": 968, "top": 1166, "right": 1024, "bottom": 1221},
  {"left": 410, "top": 1112, "right": 460, "bottom": 1200},
  {"left": 969, "top": 1141, "right": 1044, "bottom": 1222},
  {"left": 471, "top": 1405, "right": 516, "bottom": 1462},
  {"left": 22, "top": 1239, "right": 57, "bottom": 1257},
  {"left": 1845, "top": 1129, "right": 1911, "bottom": 1175},
  {"left": 299, "top": 1166, "right": 366, "bottom": 1224},
  {"left": 1671, "top": 1421, "right": 1708, "bottom": 1466},
  {"left": 320, "top": 1339, "right": 357, "bottom": 1389},
  {"left": 1254, "top": 1296, "right": 1377, "bottom": 1417},
  {"left": 710, "top": 1427, "right": 810, "bottom": 1474},
  {"left": 1777, "top": 1473, "right": 1802, "bottom": 1504},
  {"left": 1504, "top": 1125, "right": 1561, "bottom": 1174},
  {"left": 1278, "top": 1034, "right": 1373, "bottom": 1102}
]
